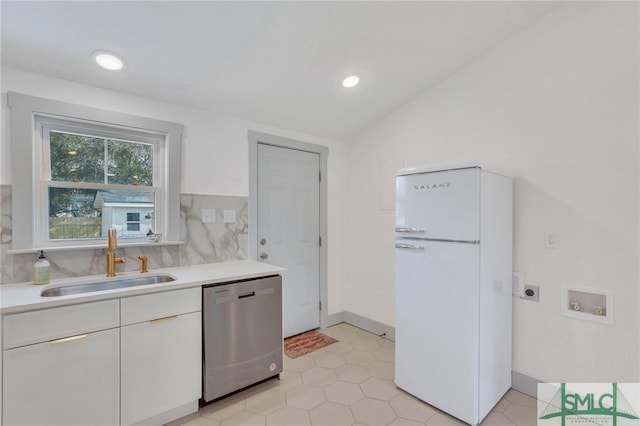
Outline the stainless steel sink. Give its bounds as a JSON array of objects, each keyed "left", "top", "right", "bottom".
[{"left": 41, "top": 275, "right": 176, "bottom": 297}]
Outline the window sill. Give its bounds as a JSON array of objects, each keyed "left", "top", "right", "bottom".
[{"left": 7, "top": 241, "right": 185, "bottom": 255}]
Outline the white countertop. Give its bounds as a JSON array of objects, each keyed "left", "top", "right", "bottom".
[{"left": 0, "top": 260, "right": 285, "bottom": 314}]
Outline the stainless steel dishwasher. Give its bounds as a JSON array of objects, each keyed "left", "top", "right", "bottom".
[{"left": 202, "top": 275, "right": 283, "bottom": 402}]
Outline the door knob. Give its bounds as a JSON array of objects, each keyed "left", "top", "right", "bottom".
[
  {"left": 260, "top": 238, "right": 267, "bottom": 245},
  {"left": 259, "top": 253, "right": 269, "bottom": 260}
]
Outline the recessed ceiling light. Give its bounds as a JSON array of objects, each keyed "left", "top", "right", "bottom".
[
  {"left": 93, "top": 50, "right": 125, "bottom": 71},
  {"left": 342, "top": 75, "right": 360, "bottom": 88}
]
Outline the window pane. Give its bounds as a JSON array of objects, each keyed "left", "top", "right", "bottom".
[
  {"left": 50, "top": 132, "right": 105, "bottom": 183},
  {"left": 49, "top": 132, "right": 154, "bottom": 186},
  {"left": 107, "top": 140, "right": 153, "bottom": 186},
  {"left": 127, "top": 223, "right": 140, "bottom": 232},
  {"left": 49, "top": 187, "right": 155, "bottom": 240},
  {"left": 48, "top": 188, "right": 102, "bottom": 240}
]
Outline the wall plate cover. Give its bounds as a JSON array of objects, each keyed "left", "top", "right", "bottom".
[
  {"left": 223, "top": 209, "right": 236, "bottom": 223},
  {"left": 545, "top": 232, "right": 557, "bottom": 249},
  {"left": 512, "top": 272, "right": 525, "bottom": 297},
  {"left": 202, "top": 209, "right": 216, "bottom": 223}
]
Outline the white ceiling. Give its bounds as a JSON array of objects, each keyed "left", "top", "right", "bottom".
[{"left": 1, "top": 1, "right": 556, "bottom": 140}]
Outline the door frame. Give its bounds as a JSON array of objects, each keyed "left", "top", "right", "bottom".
[{"left": 248, "top": 130, "right": 330, "bottom": 330}]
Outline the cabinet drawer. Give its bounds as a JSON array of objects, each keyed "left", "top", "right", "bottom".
[
  {"left": 3, "top": 327, "right": 120, "bottom": 426},
  {"left": 3, "top": 299, "right": 119, "bottom": 349},
  {"left": 121, "top": 287, "right": 201, "bottom": 326}
]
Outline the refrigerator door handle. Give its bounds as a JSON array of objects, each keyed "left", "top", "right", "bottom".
[
  {"left": 395, "top": 227, "right": 425, "bottom": 233},
  {"left": 399, "top": 236, "right": 480, "bottom": 245},
  {"left": 395, "top": 243, "right": 425, "bottom": 250}
]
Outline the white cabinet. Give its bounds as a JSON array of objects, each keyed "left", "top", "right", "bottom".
[
  {"left": 2, "top": 287, "right": 202, "bottom": 426},
  {"left": 3, "top": 301, "right": 120, "bottom": 426},
  {"left": 121, "top": 312, "right": 201, "bottom": 425},
  {"left": 120, "top": 288, "right": 201, "bottom": 426}
]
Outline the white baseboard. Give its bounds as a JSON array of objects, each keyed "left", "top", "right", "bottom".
[
  {"left": 324, "top": 312, "right": 344, "bottom": 328},
  {"left": 511, "top": 371, "right": 540, "bottom": 398},
  {"left": 342, "top": 311, "right": 396, "bottom": 341},
  {"left": 322, "top": 310, "right": 395, "bottom": 341}
]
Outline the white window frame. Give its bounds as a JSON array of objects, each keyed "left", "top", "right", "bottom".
[
  {"left": 34, "top": 115, "right": 165, "bottom": 247},
  {"left": 8, "top": 92, "right": 183, "bottom": 251}
]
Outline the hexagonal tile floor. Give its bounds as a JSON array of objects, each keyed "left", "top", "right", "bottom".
[{"left": 167, "top": 323, "right": 536, "bottom": 426}]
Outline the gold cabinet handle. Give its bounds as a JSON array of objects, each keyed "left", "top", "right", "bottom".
[
  {"left": 149, "top": 315, "right": 177, "bottom": 323},
  {"left": 50, "top": 334, "right": 88, "bottom": 344}
]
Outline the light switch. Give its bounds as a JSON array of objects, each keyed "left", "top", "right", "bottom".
[
  {"left": 223, "top": 209, "right": 236, "bottom": 223},
  {"left": 202, "top": 209, "right": 216, "bottom": 223}
]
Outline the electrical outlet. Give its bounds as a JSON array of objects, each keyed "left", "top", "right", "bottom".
[
  {"left": 522, "top": 284, "right": 539, "bottom": 302},
  {"left": 545, "top": 232, "right": 557, "bottom": 249}
]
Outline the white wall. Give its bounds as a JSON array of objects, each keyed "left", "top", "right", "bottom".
[
  {"left": 0, "top": 67, "right": 347, "bottom": 314},
  {"left": 345, "top": 2, "right": 639, "bottom": 382}
]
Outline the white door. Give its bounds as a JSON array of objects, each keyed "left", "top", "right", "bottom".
[{"left": 257, "top": 143, "right": 320, "bottom": 337}]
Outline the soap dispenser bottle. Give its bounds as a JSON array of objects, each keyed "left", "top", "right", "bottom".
[{"left": 34, "top": 250, "right": 50, "bottom": 285}]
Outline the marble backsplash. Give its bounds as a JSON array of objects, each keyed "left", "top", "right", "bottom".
[{"left": 0, "top": 185, "right": 248, "bottom": 284}]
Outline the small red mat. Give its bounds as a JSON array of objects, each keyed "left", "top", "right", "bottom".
[{"left": 284, "top": 329, "right": 338, "bottom": 359}]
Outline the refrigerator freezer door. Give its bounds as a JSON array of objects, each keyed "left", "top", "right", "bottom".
[
  {"left": 395, "top": 241, "right": 480, "bottom": 425},
  {"left": 396, "top": 168, "right": 480, "bottom": 241}
]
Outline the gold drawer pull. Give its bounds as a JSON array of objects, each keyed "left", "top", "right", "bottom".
[
  {"left": 50, "top": 334, "right": 88, "bottom": 344},
  {"left": 150, "top": 315, "right": 178, "bottom": 323}
]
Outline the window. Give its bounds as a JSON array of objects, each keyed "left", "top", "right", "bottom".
[
  {"left": 8, "top": 92, "right": 182, "bottom": 250},
  {"left": 126, "top": 213, "right": 141, "bottom": 232},
  {"left": 35, "top": 115, "right": 162, "bottom": 244}
]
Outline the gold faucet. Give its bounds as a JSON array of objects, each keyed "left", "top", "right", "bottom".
[
  {"left": 106, "top": 229, "right": 125, "bottom": 277},
  {"left": 137, "top": 256, "right": 148, "bottom": 273}
]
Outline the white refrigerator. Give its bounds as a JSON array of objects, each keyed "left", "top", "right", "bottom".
[{"left": 394, "top": 164, "right": 512, "bottom": 426}]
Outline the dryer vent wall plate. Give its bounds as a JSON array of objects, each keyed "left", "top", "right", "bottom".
[{"left": 512, "top": 272, "right": 525, "bottom": 297}]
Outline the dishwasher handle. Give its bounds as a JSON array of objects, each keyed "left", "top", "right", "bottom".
[{"left": 213, "top": 287, "right": 275, "bottom": 304}]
